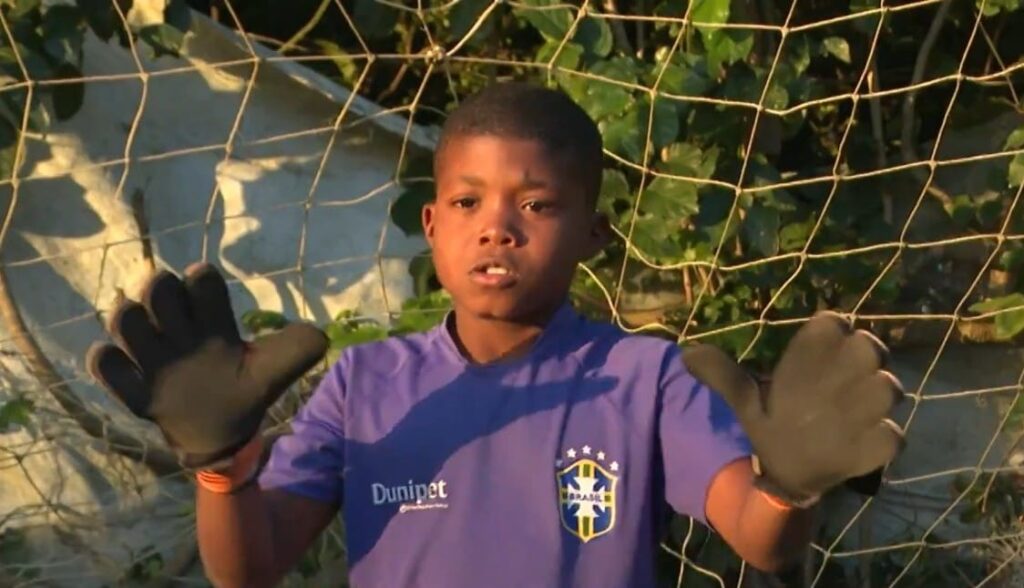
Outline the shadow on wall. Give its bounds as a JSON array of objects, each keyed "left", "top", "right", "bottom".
[{"left": 0, "top": 14, "right": 429, "bottom": 587}]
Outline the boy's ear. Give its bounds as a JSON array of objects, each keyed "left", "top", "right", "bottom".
[
  {"left": 584, "top": 212, "right": 611, "bottom": 259},
  {"left": 421, "top": 202, "right": 436, "bottom": 246}
]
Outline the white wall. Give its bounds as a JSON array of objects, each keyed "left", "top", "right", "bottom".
[{"left": 0, "top": 13, "right": 431, "bottom": 586}]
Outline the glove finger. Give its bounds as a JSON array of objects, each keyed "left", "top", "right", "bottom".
[
  {"left": 183, "top": 262, "right": 242, "bottom": 345},
  {"left": 108, "top": 300, "right": 170, "bottom": 373},
  {"left": 844, "top": 468, "right": 884, "bottom": 497},
  {"left": 838, "top": 370, "right": 905, "bottom": 429},
  {"left": 142, "top": 270, "right": 199, "bottom": 351},
  {"left": 85, "top": 342, "right": 151, "bottom": 417},
  {"left": 837, "top": 328, "right": 890, "bottom": 380},
  {"left": 681, "top": 344, "right": 761, "bottom": 421},
  {"left": 852, "top": 419, "right": 905, "bottom": 478},
  {"left": 773, "top": 311, "right": 850, "bottom": 393},
  {"left": 247, "top": 322, "right": 328, "bottom": 405}
]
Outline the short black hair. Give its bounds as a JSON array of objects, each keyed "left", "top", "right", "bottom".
[{"left": 435, "top": 81, "right": 604, "bottom": 206}]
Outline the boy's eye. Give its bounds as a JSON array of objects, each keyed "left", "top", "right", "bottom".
[
  {"left": 452, "top": 196, "right": 477, "bottom": 208},
  {"left": 523, "top": 200, "right": 553, "bottom": 213}
]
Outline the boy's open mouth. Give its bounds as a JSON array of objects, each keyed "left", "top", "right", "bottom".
[{"left": 469, "top": 259, "right": 518, "bottom": 288}]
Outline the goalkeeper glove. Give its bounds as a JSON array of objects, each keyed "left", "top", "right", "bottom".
[
  {"left": 86, "top": 263, "right": 327, "bottom": 469},
  {"left": 682, "top": 311, "right": 906, "bottom": 507}
]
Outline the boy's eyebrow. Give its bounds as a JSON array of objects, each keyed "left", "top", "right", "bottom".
[{"left": 456, "top": 174, "right": 551, "bottom": 191}]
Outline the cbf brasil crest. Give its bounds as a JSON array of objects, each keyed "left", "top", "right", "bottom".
[{"left": 556, "top": 446, "right": 619, "bottom": 543}]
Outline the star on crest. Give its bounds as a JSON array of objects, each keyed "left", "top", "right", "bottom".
[
  {"left": 582, "top": 445, "right": 592, "bottom": 455},
  {"left": 610, "top": 461, "right": 620, "bottom": 472},
  {"left": 566, "top": 448, "right": 577, "bottom": 459},
  {"left": 597, "top": 451, "right": 606, "bottom": 460}
]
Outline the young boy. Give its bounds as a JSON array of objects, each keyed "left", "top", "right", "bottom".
[{"left": 86, "top": 82, "right": 905, "bottom": 588}]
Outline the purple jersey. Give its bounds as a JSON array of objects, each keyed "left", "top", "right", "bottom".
[{"left": 258, "top": 302, "right": 752, "bottom": 587}]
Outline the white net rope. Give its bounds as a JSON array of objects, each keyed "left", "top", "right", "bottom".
[{"left": 0, "top": 0, "right": 1022, "bottom": 586}]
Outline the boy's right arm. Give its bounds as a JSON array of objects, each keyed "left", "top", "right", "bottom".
[
  {"left": 85, "top": 263, "right": 332, "bottom": 588},
  {"left": 196, "top": 485, "right": 337, "bottom": 588}
]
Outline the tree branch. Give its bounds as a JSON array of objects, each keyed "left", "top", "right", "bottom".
[
  {"left": 278, "top": 0, "right": 333, "bottom": 55},
  {"left": 899, "top": 0, "right": 954, "bottom": 207},
  {"left": 602, "top": 0, "right": 634, "bottom": 56}
]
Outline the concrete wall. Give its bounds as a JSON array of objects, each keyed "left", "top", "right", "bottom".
[{"left": 0, "top": 12, "right": 431, "bottom": 586}]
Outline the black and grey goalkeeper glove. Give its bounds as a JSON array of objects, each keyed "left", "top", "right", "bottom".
[
  {"left": 86, "top": 263, "right": 327, "bottom": 469},
  {"left": 682, "top": 311, "right": 906, "bottom": 506}
]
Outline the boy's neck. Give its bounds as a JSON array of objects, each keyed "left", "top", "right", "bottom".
[{"left": 448, "top": 304, "right": 560, "bottom": 365}]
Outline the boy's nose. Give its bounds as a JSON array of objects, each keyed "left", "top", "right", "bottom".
[
  {"left": 478, "top": 207, "right": 522, "bottom": 247},
  {"left": 478, "top": 225, "right": 517, "bottom": 247}
]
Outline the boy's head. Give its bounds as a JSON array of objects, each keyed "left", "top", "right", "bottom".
[{"left": 422, "top": 81, "right": 608, "bottom": 324}]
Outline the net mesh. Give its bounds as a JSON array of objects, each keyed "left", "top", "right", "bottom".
[{"left": 1, "top": 0, "right": 1023, "bottom": 586}]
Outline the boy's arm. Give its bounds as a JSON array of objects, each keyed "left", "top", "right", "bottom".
[
  {"left": 705, "top": 457, "right": 816, "bottom": 572},
  {"left": 682, "top": 312, "right": 906, "bottom": 570},
  {"left": 196, "top": 485, "right": 337, "bottom": 588}
]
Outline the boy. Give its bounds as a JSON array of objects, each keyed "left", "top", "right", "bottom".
[{"left": 86, "top": 82, "right": 905, "bottom": 587}]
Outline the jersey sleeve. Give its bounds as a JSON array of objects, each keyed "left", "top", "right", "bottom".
[
  {"left": 658, "top": 345, "right": 752, "bottom": 526},
  {"left": 257, "top": 353, "right": 348, "bottom": 504}
]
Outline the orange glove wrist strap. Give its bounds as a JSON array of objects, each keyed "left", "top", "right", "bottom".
[
  {"left": 757, "top": 488, "right": 796, "bottom": 511},
  {"left": 195, "top": 436, "right": 264, "bottom": 494}
]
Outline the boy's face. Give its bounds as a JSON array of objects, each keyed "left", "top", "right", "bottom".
[{"left": 422, "top": 135, "right": 607, "bottom": 323}]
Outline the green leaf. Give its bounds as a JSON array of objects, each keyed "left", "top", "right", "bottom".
[
  {"left": 821, "top": 36, "right": 851, "bottom": 63},
  {"left": 581, "top": 57, "right": 637, "bottom": 121},
  {"left": 52, "top": 65, "right": 84, "bottom": 121},
  {"left": 74, "top": 0, "right": 115, "bottom": 40},
  {"left": 743, "top": 201, "right": 780, "bottom": 256},
  {"left": 946, "top": 194, "right": 975, "bottom": 227},
  {"left": 42, "top": 5, "right": 84, "bottom": 66},
  {"left": 391, "top": 290, "right": 452, "bottom": 335},
  {"left": 139, "top": 24, "right": 185, "bottom": 58},
  {"left": 164, "top": 0, "right": 193, "bottom": 32},
  {"left": 1006, "top": 127, "right": 1024, "bottom": 187},
  {"left": 651, "top": 60, "right": 710, "bottom": 100},
  {"left": 450, "top": 0, "right": 495, "bottom": 39},
  {"left": 998, "top": 246, "right": 1024, "bottom": 271},
  {"left": 642, "top": 175, "right": 699, "bottom": 219},
  {"left": 574, "top": 15, "right": 613, "bottom": 58},
  {"left": 316, "top": 40, "right": 361, "bottom": 86},
  {"left": 969, "top": 293, "right": 1024, "bottom": 340},
  {"left": 514, "top": 0, "right": 573, "bottom": 41},
  {"left": 408, "top": 252, "right": 438, "bottom": 297},
  {"left": 1004, "top": 127, "right": 1024, "bottom": 149},
  {"left": 600, "top": 107, "right": 642, "bottom": 162},
  {"left": 692, "top": 0, "right": 752, "bottom": 74},
  {"left": 10, "top": 0, "right": 42, "bottom": 21},
  {"left": 76, "top": 0, "right": 116, "bottom": 41},
  {"left": 0, "top": 397, "right": 34, "bottom": 430},
  {"left": 662, "top": 142, "right": 718, "bottom": 179},
  {"left": 692, "top": 0, "right": 729, "bottom": 32},
  {"left": 598, "top": 168, "right": 631, "bottom": 219},
  {"left": 0, "top": 118, "right": 17, "bottom": 180},
  {"left": 789, "top": 35, "right": 812, "bottom": 76},
  {"left": 978, "top": 0, "right": 1023, "bottom": 17},
  {"left": 1009, "top": 153, "right": 1024, "bottom": 187},
  {"left": 779, "top": 219, "right": 814, "bottom": 252},
  {"left": 536, "top": 39, "right": 582, "bottom": 70},
  {"left": 390, "top": 179, "right": 434, "bottom": 236},
  {"left": 325, "top": 315, "right": 387, "bottom": 349},
  {"left": 637, "top": 95, "right": 679, "bottom": 150},
  {"left": 240, "top": 309, "right": 288, "bottom": 334},
  {"left": 353, "top": 0, "right": 400, "bottom": 40},
  {"left": 705, "top": 29, "right": 754, "bottom": 74}
]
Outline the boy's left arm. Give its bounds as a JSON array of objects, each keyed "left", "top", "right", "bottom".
[
  {"left": 705, "top": 457, "right": 817, "bottom": 572},
  {"left": 684, "top": 312, "right": 906, "bottom": 572}
]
